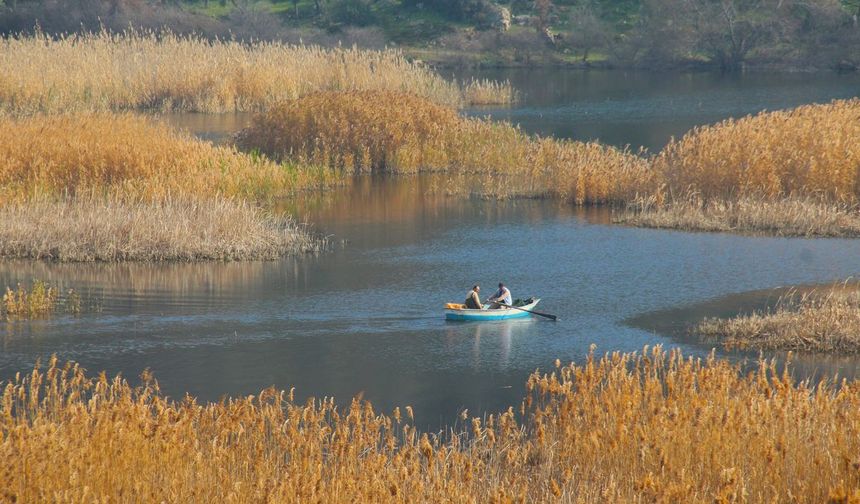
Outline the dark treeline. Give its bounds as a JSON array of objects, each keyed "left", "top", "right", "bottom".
[{"left": 1, "top": 0, "right": 858, "bottom": 70}]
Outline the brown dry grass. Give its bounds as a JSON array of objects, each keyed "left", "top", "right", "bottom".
[
  {"left": 3, "top": 347, "right": 860, "bottom": 502},
  {"left": 697, "top": 284, "right": 860, "bottom": 352},
  {"left": 612, "top": 100, "right": 860, "bottom": 235},
  {"left": 236, "top": 90, "right": 651, "bottom": 204},
  {"left": 0, "top": 31, "right": 511, "bottom": 114},
  {"left": 0, "top": 197, "right": 324, "bottom": 262},
  {"left": 654, "top": 99, "right": 860, "bottom": 202},
  {"left": 461, "top": 78, "right": 518, "bottom": 106},
  {"left": 0, "top": 113, "right": 342, "bottom": 204},
  {"left": 614, "top": 195, "right": 860, "bottom": 237}
]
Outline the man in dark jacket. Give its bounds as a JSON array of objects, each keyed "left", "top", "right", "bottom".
[{"left": 465, "top": 285, "right": 482, "bottom": 309}]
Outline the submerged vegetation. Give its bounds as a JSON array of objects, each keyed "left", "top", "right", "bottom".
[
  {"left": 0, "top": 31, "right": 513, "bottom": 115},
  {"left": 697, "top": 284, "right": 860, "bottom": 353},
  {"left": 3, "top": 348, "right": 860, "bottom": 501}
]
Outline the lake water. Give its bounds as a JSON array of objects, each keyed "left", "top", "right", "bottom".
[{"left": 4, "top": 69, "right": 860, "bottom": 427}]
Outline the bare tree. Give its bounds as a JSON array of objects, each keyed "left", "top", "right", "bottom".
[{"left": 567, "top": 3, "right": 608, "bottom": 62}]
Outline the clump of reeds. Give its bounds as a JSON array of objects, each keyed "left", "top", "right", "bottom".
[
  {"left": 2, "top": 280, "right": 82, "bottom": 318},
  {"left": 0, "top": 113, "right": 342, "bottom": 204},
  {"left": 696, "top": 284, "right": 860, "bottom": 352},
  {"left": 614, "top": 194, "right": 860, "bottom": 237},
  {"left": 2, "top": 347, "right": 860, "bottom": 501},
  {"left": 0, "top": 197, "right": 324, "bottom": 262},
  {"left": 236, "top": 90, "right": 650, "bottom": 204},
  {"left": 654, "top": 100, "right": 860, "bottom": 202},
  {"left": 0, "top": 31, "right": 511, "bottom": 114},
  {"left": 461, "top": 78, "right": 517, "bottom": 106},
  {"left": 2, "top": 280, "right": 56, "bottom": 318}
]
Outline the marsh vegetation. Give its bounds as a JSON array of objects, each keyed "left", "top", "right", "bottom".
[
  {"left": 2, "top": 279, "right": 80, "bottom": 319},
  {"left": 0, "top": 31, "right": 513, "bottom": 115},
  {"left": 0, "top": 113, "right": 337, "bottom": 261},
  {"left": 696, "top": 283, "right": 860, "bottom": 353},
  {"left": 3, "top": 348, "right": 860, "bottom": 502}
]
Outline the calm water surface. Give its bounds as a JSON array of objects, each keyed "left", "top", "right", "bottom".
[
  {"left": 5, "top": 70, "right": 860, "bottom": 426},
  {"left": 457, "top": 68, "right": 860, "bottom": 151}
]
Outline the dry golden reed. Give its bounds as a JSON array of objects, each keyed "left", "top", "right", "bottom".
[
  {"left": 1, "top": 279, "right": 81, "bottom": 318},
  {"left": 0, "top": 113, "right": 342, "bottom": 204},
  {"left": 0, "top": 197, "right": 324, "bottom": 262},
  {"left": 237, "top": 90, "right": 650, "bottom": 204},
  {"left": 2, "top": 279, "right": 56, "bottom": 318},
  {"left": 3, "top": 347, "right": 860, "bottom": 502},
  {"left": 461, "top": 78, "right": 518, "bottom": 106},
  {"left": 0, "top": 31, "right": 510, "bottom": 114},
  {"left": 615, "top": 194, "right": 860, "bottom": 237},
  {"left": 697, "top": 283, "right": 860, "bottom": 352},
  {"left": 655, "top": 99, "right": 860, "bottom": 202}
]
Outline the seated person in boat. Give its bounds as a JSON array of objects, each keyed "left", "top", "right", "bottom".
[
  {"left": 464, "top": 285, "right": 482, "bottom": 309},
  {"left": 488, "top": 282, "right": 512, "bottom": 309}
]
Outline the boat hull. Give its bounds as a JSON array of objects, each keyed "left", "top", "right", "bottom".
[{"left": 445, "top": 299, "right": 541, "bottom": 321}]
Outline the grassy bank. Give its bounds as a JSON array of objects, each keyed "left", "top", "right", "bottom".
[
  {"left": 0, "top": 114, "right": 334, "bottom": 261},
  {"left": 0, "top": 31, "right": 513, "bottom": 114},
  {"left": 235, "top": 94, "right": 860, "bottom": 237},
  {"left": 696, "top": 284, "right": 860, "bottom": 353},
  {"left": 614, "top": 196, "right": 860, "bottom": 237},
  {"left": 654, "top": 100, "right": 860, "bottom": 202},
  {"left": 615, "top": 100, "right": 860, "bottom": 236},
  {"left": 2, "top": 348, "right": 860, "bottom": 501},
  {"left": 0, "top": 113, "right": 341, "bottom": 203},
  {"left": 236, "top": 90, "right": 650, "bottom": 204},
  {"left": 0, "top": 197, "right": 324, "bottom": 262}
]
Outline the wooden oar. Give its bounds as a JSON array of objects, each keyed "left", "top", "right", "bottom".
[{"left": 494, "top": 301, "right": 558, "bottom": 321}]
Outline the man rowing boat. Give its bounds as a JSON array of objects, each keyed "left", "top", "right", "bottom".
[{"left": 488, "top": 282, "right": 512, "bottom": 309}]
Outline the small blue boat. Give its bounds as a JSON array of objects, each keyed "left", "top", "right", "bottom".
[{"left": 444, "top": 298, "right": 541, "bottom": 321}]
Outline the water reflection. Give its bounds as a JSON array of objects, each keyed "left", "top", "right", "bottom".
[{"left": 445, "top": 319, "right": 532, "bottom": 371}]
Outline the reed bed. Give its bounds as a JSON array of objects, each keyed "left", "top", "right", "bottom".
[
  {"left": 0, "top": 197, "right": 324, "bottom": 262},
  {"left": 0, "top": 31, "right": 510, "bottom": 114},
  {"left": 0, "top": 113, "right": 342, "bottom": 204},
  {"left": 461, "top": 78, "right": 517, "bottom": 106},
  {"left": 697, "top": 285, "right": 860, "bottom": 352},
  {"left": 236, "top": 91, "right": 650, "bottom": 204},
  {"left": 614, "top": 195, "right": 860, "bottom": 237},
  {"left": 654, "top": 100, "right": 860, "bottom": 202},
  {"left": 2, "top": 347, "right": 860, "bottom": 502}
]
